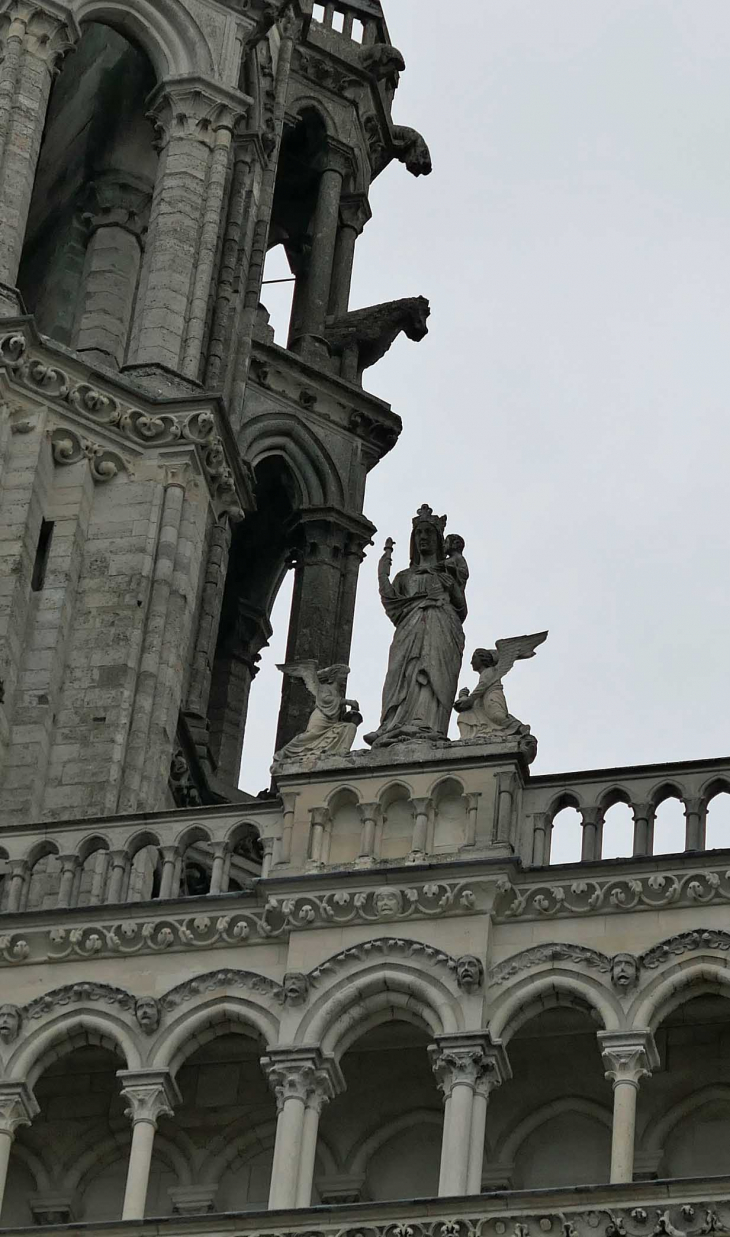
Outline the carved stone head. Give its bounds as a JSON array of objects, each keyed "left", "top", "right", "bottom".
[
  {"left": 135, "top": 996, "right": 161, "bottom": 1034},
  {"left": 455, "top": 955, "right": 484, "bottom": 994},
  {"left": 472, "top": 649, "right": 496, "bottom": 672},
  {"left": 0, "top": 1004, "right": 21, "bottom": 1043},
  {"left": 611, "top": 953, "right": 639, "bottom": 991},
  {"left": 445, "top": 534, "right": 465, "bottom": 556},
  {"left": 280, "top": 972, "right": 310, "bottom": 1007},
  {"left": 373, "top": 888, "right": 403, "bottom": 919}
]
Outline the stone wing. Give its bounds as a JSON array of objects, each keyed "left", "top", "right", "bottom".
[{"left": 494, "top": 631, "right": 548, "bottom": 680}]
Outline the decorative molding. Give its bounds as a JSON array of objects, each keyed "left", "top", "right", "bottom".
[
  {"left": 641, "top": 930, "right": 730, "bottom": 969},
  {"left": 160, "top": 968, "right": 281, "bottom": 1010},
  {"left": 494, "top": 868, "right": 730, "bottom": 921},
  {"left": 49, "top": 426, "right": 126, "bottom": 482},
  {"left": 490, "top": 943, "right": 611, "bottom": 984},
  {"left": 0, "top": 885, "right": 480, "bottom": 969},
  {"left": 309, "top": 937, "right": 457, "bottom": 983},
  {"left": 24, "top": 981, "right": 135, "bottom": 1020},
  {"left": 0, "top": 330, "right": 247, "bottom": 513}
]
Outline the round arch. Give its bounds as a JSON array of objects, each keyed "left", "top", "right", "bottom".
[
  {"left": 8, "top": 1011, "right": 141, "bottom": 1086},
  {"left": 297, "top": 964, "right": 462, "bottom": 1057},
  {"left": 346, "top": 1107, "right": 442, "bottom": 1175},
  {"left": 73, "top": 0, "right": 215, "bottom": 78},
  {"left": 151, "top": 998, "right": 278, "bottom": 1076},
  {"left": 643, "top": 1084, "right": 730, "bottom": 1157},
  {"left": 497, "top": 1095, "right": 612, "bottom": 1167},
  {"left": 240, "top": 415, "right": 345, "bottom": 508},
  {"left": 489, "top": 971, "right": 622, "bottom": 1043},
  {"left": 632, "top": 960, "right": 730, "bottom": 1031}
]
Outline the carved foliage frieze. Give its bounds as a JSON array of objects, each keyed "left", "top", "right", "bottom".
[{"left": 494, "top": 869, "right": 730, "bottom": 921}]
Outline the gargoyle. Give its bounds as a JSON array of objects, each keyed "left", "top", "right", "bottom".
[
  {"left": 355, "top": 43, "right": 406, "bottom": 82},
  {"left": 325, "top": 296, "right": 430, "bottom": 382},
  {"left": 391, "top": 124, "right": 432, "bottom": 177}
]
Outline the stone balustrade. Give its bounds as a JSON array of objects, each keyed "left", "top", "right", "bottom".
[
  {"left": 523, "top": 754, "right": 730, "bottom": 864},
  {"left": 0, "top": 1175, "right": 727, "bottom": 1237}
]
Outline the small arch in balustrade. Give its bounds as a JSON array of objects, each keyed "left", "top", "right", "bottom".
[
  {"left": 649, "top": 784, "right": 686, "bottom": 856},
  {"left": 703, "top": 779, "right": 730, "bottom": 850},
  {"left": 75, "top": 835, "right": 111, "bottom": 908},
  {"left": 226, "top": 821, "right": 263, "bottom": 889},
  {"left": 125, "top": 830, "right": 162, "bottom": 902},
  {"left": 24, "top": 841, "right": 62, "bottom": 913},
  {"left": 175, "top": 825, "right": 214, "bottom": 898},
  {"left": 547, "top": 793, "right": 582, "bottom": 865},
  {"left": 327, "top": 787, "right": 362, "bottom": 867},
  {"left": 599, "top": 790, "right": 634, "bottom": 860},
  {"left": 431, "top": 776, "right": 467, "bottom": 853},
  {"left": 378, "top": 782, "right": 414, "bottom": 861}
]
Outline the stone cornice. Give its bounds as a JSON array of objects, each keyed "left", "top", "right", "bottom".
[
  {"left": 494, "top": 865, "right": 730, "bottom": 922},
  {"left": 0, "top": 321, "right": 254, "bottom": 514}
]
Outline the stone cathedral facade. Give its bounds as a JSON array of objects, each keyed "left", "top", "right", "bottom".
[{"left": 0, "top": 0, "right": 729, "bottom": 1235}]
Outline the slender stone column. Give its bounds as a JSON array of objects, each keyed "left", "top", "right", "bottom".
[
  {"left": 208, "top": 841, "right": 230, "bottom": 894},
  {"left": 118, "top": 1070, "right": 180, "bottom": 1221},
  {"left": 0, "top": 1083, "right": 38, "bottom": 1213},
  {"left": 632, "top": 802, "right": 655, "bottom": 856},
  {"left": 409, "top": 796, "right": 432, "bottom": 860},
  {"left": 275, "top": 792, "right": 298, "bottom": 866},
  {"left": 580, "top": 806, "right": 604, "bottom": 861},
  {"left": 158, "top": 846, "right": 180, "bottom": 900},
  {"left": 307, "top": 806, "right": 330, "bottom": 869},
  {"left": 429, "top": 1033, "right": 510, "bottom": 1197},
  {"left": 74, "top": 175, "right": 151, "bottom": 369},
  {"left": 56, "top": 854, "right": 79, "bottom": 908},
  {"left": 5, "top": 860, "right": 27, "bottom": 913},
  {"left": 684, "top": 797, "right": 706, "bottom": 851},
  {"left": 463, "top": 792, "right": 481, "bottom": 849},
  {"left": 357, "top": 801, "right": 381, "bottom": 863},
  {"left": 0, "top": 0, "right": 79, "bottom": 287},
  {"left": 289, "top": 142, "right": 353, "bottom": 355},
  {"left": 106, "top": 849, "right": 128, "bottom": 904},
  {"left": 494, "top": 772, "right": 517, "bottom": 845},
  {"left": 327, "top": 193, "right": 371, "bottom": 318},
  {"left": 530, "top": 811, "right": 552, "bottom": 865},
  {"left": 262, "top": 1049, "right": 343, "bottom": 1210},
  {"left": 599, "top": 1031, "right": 658, "bottom": 1184},
  {"left": 126, "top": 77, "right": 247, "bottom": 374}
]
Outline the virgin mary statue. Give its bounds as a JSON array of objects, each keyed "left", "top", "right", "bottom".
[{"left": 364, "top": 505, "right": 466, "bottom": 748}]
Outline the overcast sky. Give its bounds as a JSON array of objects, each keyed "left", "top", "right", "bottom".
[{"left": 242, "top": 0, "right": 730, "bottom": 859}]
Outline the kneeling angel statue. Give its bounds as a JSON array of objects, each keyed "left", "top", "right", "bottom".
[
  {"left": 454, "top": 632, "right": 548, "bottom": 743},
  {"left": 271, "top": 662, "right": 362, "bottom": 771}
]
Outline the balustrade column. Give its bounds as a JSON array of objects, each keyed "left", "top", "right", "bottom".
[
  {"left": 158, "top": 846, "right": 179, "bottom": 900},
  {"left": 56, "top": 854, "right": 79, "bottom": 908},
  {"left": 263, "top": 1049, "right": 343, "bottom": 1210},
  {"left": 106, "top": 849, "right": 128, "bottom": 903},
  {"left": 126, "top": 78, "right": 247, "bottom": 374},
  {"left": 494, "top": 772, "right": 517, "bottom": 845},
  {"left": 118, "top": 1070, "right": 180, "bottom": 1221},
  {"left": 0, "top": 1084, "right": 38, "bottom": 1213},
  {"left": 0, "top": 1, "right": 79, "bottom": 288},
  {"left": 274, "top": 792, "right": 298, "bottom": 867},
  {"left": 599, "top": 1031, "right": 658, "bottom": 1184},
  {"left": 307, "top": 806, "right": 330, "bottom": 869},
  {"left": 357, "top": 801, "right": 381, "bottom": 863},
  {"left": 208, "top": 842, "right": 230, "bottom": 894},
  {"left": 531, "top": 811, "right": 552, "bottom": 865},
  {"left": 463, "top": 792, "right": 481, "bottom": 849},
  {"left": 430, "top": 1033, "right": 508, "bottom": 1197},
  {"left": 467, "top": 1042, "right": 511, "bottom": 1194},
  {"left": 684, "top": 798, "right": 706, "bottom": 851},
  {"left": 5, "top": 860, "right": 27, "bottom": 913},
  {"left": 327, "top": 193, "right": 371, "bottom": 319},
  {"left": 632, "top": 802, "right": 655, "bottom": 856},
  {"left": 409, "top": 796, "right": 432, "bottom": 859},
  {"left": 580, "top": 806, "right": 604, "bottom": 861}
]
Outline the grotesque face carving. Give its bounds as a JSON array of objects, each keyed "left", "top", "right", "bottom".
[
  {"left": 0, "top": 1004, "right": 21, "bottom": 1044},
  {"left": 281, "top": 973, "right": 310, "bottom": 1007},
  {"left": 373, "top": 889, "right": 403, "bottom": 919},
  {"left": 455, "top": 955, "right": 484, "bottom": 994},
  {"left": 611, "top": 953, "right": 639, "bottom": 990},
  {"left": 135, "top": 997, "right": 161, "bottom": 1034}
]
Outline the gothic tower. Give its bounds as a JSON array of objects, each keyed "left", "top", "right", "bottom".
[{"left": 0, "top": 0, "right": 430, "bottom": 821}]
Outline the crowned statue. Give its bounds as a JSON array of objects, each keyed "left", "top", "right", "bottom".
[{"left": 364, "top": 505, "right": 467, "bottom": 748}]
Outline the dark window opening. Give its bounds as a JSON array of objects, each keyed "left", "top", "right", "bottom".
[{"left": 31, "top": 519, "right": 54, "bottom": 592}]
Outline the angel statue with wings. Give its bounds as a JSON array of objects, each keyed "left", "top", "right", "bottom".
[
  {"left": 271, "top": 662, "right": 362, "bottom": 771},
  {"left": 454, "top": 632, "right": 548, "bottom": 749}
]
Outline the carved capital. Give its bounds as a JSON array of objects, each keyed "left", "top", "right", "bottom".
[
  {"left": 81, "top": 174, "right": 152, "bottom": 241},
  {"left": 261, "top": 1048, "right": 343, "bottom": 1113},
  {"left": 148, "top": 76, "right": 250, "bottom": 149},
  {"left": 632, "top": 801, "right": 655, "bottom": 822},
  {"left": 410, "top": 796, "right": 432, "bottom": 817},
  {"left": 358, "top": 801, "right": 382, "bottom": 825},
  {"left": 0, "top": 0, "right": 79, "bottom": 69},
  {"left": 117, "top": 1069, "right": 180, "bottom": 1127},
  {"left": 339, "top": 192, "right": 371, "bottom": 235},
  {"left": 580, "top": 806, "right": 604, "bottom": 827},
  {"left": 49, "top": 427, "right": 126, "bottom": 483},
  {"left": 598, "top": 1030, "right": 659, "bottom": 1086},
  {"left": 429, "top": 1032, "right": 511, "bottom": 1099},
  {"left": 0, "top": 1082, "right": 39, "bottom": 1135}
]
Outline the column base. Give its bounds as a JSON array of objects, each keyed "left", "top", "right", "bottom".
[{"left": 168, "top": 1184, "right": 218, "bottom": 1215}]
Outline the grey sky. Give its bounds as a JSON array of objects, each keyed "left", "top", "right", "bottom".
[{"left": 242, "top": 1, "right": 730, "bottom": 859}]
